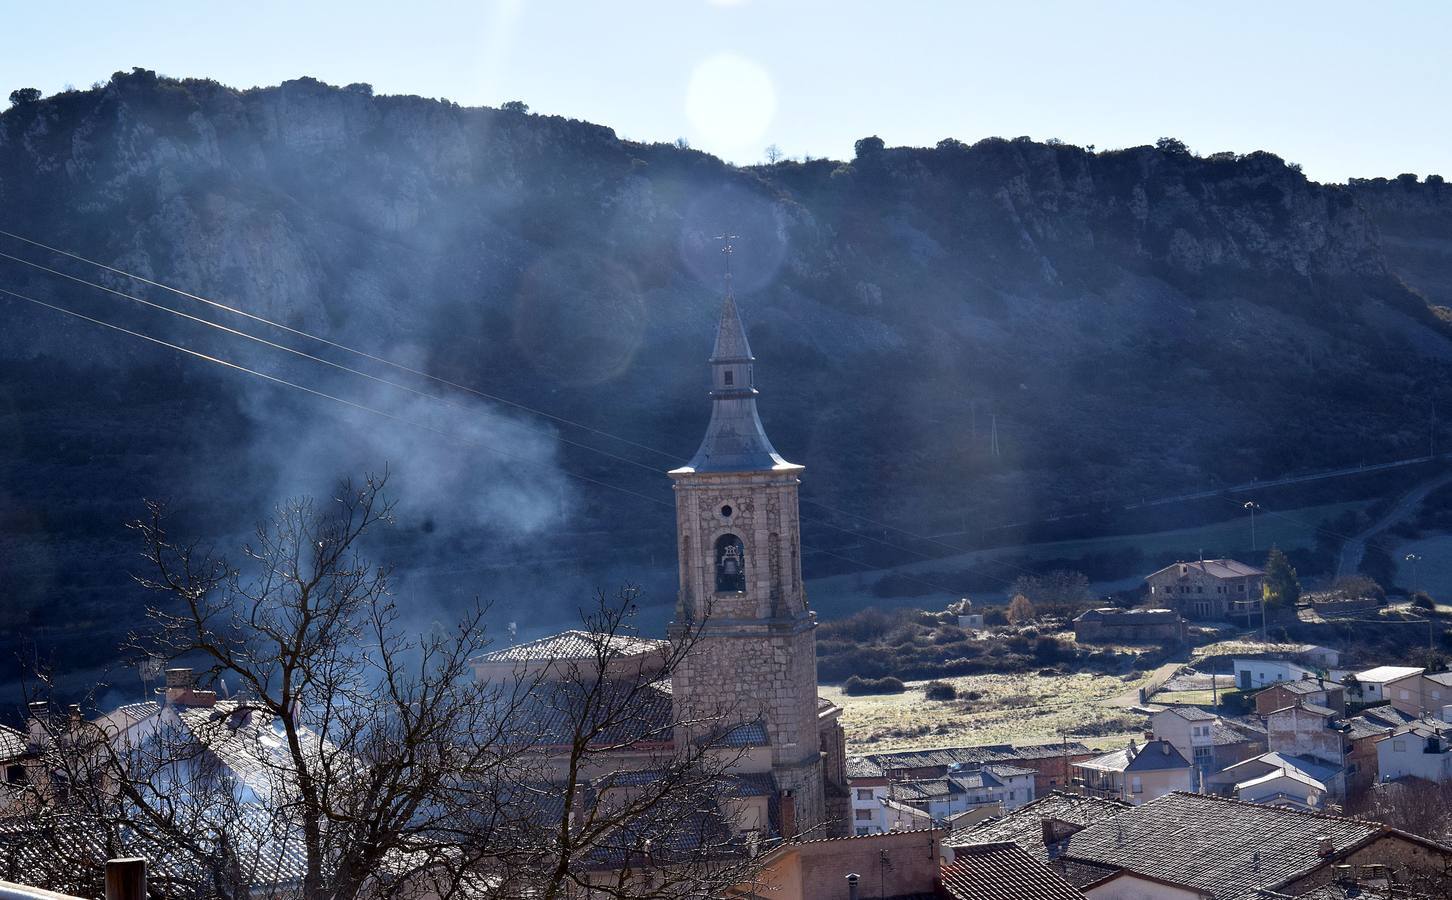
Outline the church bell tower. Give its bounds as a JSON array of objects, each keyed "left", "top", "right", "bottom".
[{"left": 668, "top": 269, "right": 826, "bottom": 835}]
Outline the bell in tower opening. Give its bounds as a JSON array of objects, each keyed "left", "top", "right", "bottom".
[{"left": 715, "top": 533, "right": 746, "bottom": 593}]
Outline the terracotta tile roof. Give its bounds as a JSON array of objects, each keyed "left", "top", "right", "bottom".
[
  {"left": 1339, "top": 715, "right": 1394, "bottom": 741},
  {"left": 1159, "top": 706, "right": 1217, "bottom": 721},
  {"left": 508, "top": 679, "right": 675, "bottom": 748},
  {"left": 847, "top": 742, "right": 1092, "bottom": 779},
  {"left": 1057, "top": 792, "right": 1380, "bottom": 897},
  {"left": 1358, "top": 705, "right": 1418, "bottom": 729},
  {"left": 947, "top": 791, "right": 1129, "bottom": 854},
  {"left": 940, "top": 842, "right": 1086, "bottom": 900},
  {"left": 705, "top": 719, "right": 769, "bottom": 748},
  {"left": 1214, "top": 719, "right": 1267, "bottom": 746},
  {"left": 473, "top": 629, "right": 668, "bottom": 663},
  {"left": 1261, "top": 679, "right": 1329, "bottom": 696},
  {"left": 1148, "top": 559, "right": 1265, "bottom": 580},
  {"left": 1078, "top": 741, "right": 1189, "bottom": 773},
  {"left": 0, "top": 726, "right": 25, "bottom": 760}
]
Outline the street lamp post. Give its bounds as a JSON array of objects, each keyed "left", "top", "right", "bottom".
[
  {"left": 1244, "top": 501, "right": 1261, "bottom": 552},
  {"left": 1406, "top": 553, "right": 1423, "bottom": 594}
]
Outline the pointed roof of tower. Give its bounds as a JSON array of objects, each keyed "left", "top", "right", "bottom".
[
  {"left": 670, "top": 293, "right": 800, "bottom": 476},
  {"left": 711, "top": 293, "right": 753, "bottom": 362}
]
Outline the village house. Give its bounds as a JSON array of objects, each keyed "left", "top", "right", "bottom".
[
  {"left": 1234, "top": 657, "right": 1318, "bottom": 691},
  {"left": 845, "top": 740, "right": 1095, "bottom": 822},
  {"left": 1349, "top": 666, "right": 1424, "bottom": 706},
  {"left": 1072, "top": 608, "right": 1187, "bottom": 644},
  {"left": 744, "top": 827, "right": 945, "bottom": 900},
  {"left": 1144, "top": 558, "right": 1265, "bottom": 620},
  {"left": 1151, "top": 707, "right": 1266, "bottom": 785},
  {"left": 1376, "top": 717, "right": 1452, "bottom": 783},
  {"left": 1254, "top": 677, "right": 1346, "bottom": 717},
  {"left": 1340, "top": 714, "right": 1396, "bottom": 797},
  {"left": 1207, "top": 699, "right": 1397, "bottom": 806},
  {"left": 1380, "top": 669, "right": 1452, "bottom": 718},
  {"left": 865, "top": 764, "right": 1035, "bottom": 830},
  {"left": 1072, "top": 739, "right": 1192, "bottom": 805},
  {"left": 947, "top": 790, "right": 1452, "bottom": 897},
  {"left": 939, "top": 842, "right": 1087, "bottom": 900}
]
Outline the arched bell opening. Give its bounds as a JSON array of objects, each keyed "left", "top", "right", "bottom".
[{"left": 715, "top": 533, "right": 747, "bottom": 594}]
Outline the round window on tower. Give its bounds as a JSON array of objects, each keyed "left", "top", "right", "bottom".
[{"left": 720, "top": 504, "right": 733, "bottom": 518}]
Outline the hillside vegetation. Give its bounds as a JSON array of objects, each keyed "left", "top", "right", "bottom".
[{"left": 4, "top": 71, "right": 1452, "bottom": 683}]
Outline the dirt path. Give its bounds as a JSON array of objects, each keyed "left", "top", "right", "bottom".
[
  {"left": 1099, "top": 659, "right": 1186, "bottom": 709},
  {"left": 1337, "top": 469, "right": 1452, "bottom": 577}
]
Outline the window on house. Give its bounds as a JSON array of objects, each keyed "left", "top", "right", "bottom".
[
  {"left": 1394, "top": 740, "right": 1407, "bottom": 752},
  {"left": 856, "top": 827, "right": 870, "bottom": 836},
  {"left": 856, "top": 789, "right": 873, "bottom": 801},
  {"left": 1239, "top": 584, "right": 1246, "bottom": 592},
  {"left": 855, "top": 809, "right": 873, "bottom": 821},
  {"left": 1197, "top": 586, "right": 1203, "bottom": 593},
  {"left": 1131, "top": 776, "right": 1143, "bottom": 794},
  {"left": 723, "top": 370, "right": 734, "bottom": 385}
]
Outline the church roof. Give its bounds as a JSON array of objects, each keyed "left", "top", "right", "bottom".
[
  {"left": 472, "top": 629, "right": 668, "bottom": 663},
  {"left": 672, "top": 293, "right": 799, "bottom": 475}
]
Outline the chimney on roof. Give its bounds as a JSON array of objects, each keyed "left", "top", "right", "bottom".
[
  {"left": 1041, "top": 817, "right": 1084, "bottom": 847},
  {"left": 26, "top": 701, "right": 48, "bottom": 750},
  {"left": 1127, "top": 739, "right": 1137, "bottom": 759},
  {"left": 1318, "top": 836, "right": 1335, "bottom": 857},
  {"left": 846, "top": 873, "right": 860, "bottom": 900},
  {"left": 1161, "top": 741, "right": 1170, "bottom": 755},
  {"left": 779, "top": 789, "right": 797, "bottom": 840},
  {"left": 162, "top": 667, "right": 216, "bottom": 709}
]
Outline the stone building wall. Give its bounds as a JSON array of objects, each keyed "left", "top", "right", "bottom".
[{"left": 1280, "top": 833, "right": 1452, "bottom": 896}]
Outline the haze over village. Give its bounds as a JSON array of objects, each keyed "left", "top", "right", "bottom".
[{"left": 4, "top": 3, "right": 1452, "bottom": 899}]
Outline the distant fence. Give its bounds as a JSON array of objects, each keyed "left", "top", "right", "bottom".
[{"left": 1138, "top": 662, "right": 1186, "bottom": 705}]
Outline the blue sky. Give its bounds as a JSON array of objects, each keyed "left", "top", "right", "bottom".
[{"left": 3, "top": 0, "right": 1447, "bottom": 183}]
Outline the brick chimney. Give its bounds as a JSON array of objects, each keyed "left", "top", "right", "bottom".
[
  {"left": 162, "top": 668, "right": 216, "bottom": 709},
  {"left": 778, "top": 789, "right": 797, "bottom": 840}
]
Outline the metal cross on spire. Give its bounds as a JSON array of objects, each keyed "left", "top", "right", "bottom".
[{"left": 716, "top": 232, "right": 738, "bottom": 291}]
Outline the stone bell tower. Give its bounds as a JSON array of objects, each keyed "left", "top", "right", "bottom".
[{"left": 668, "top": 279, "right": 825, "bottom": 836}]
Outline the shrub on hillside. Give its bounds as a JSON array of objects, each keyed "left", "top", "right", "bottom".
[
  {"left": 1412, "top": 592, "right": 1436, "bottom": 612},
  {"left": 923, "top": 680, "right": 957, "bottom": 701},
  {"left": 843, "top": 675, "right": 906, "bottom": 695},
  {"left": 983, "top": 608, "right": 1009, "bottom": 626}
]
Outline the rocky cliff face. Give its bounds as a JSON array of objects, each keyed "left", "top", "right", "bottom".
[{"left": 3, "top": 70, "right": 1452, "bottom": 673}]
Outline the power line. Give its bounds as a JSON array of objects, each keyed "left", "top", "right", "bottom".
[
  {"left": 0, "top": 228, "right": 682, "bottom": 463},
  {"left": 0, "top": 229, "right": 1047, "bottom": 587},
  {"left": 0, "top": 286, "right": 675, "bottom": 514},
  {"left": 0, "top": 248, "right": 679, "bottom": 479},
  {"left": 1, "top": 283, "right": 980, "bottom": 598}
]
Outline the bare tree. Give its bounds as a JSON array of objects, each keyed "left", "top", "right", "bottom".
[
  {"left": 764, "top": 144, "right": 783, "bottom": 164},
  {"left": 6, "top": 474, "right": 766, "bottom": 899}
]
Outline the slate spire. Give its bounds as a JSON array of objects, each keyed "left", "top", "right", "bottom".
[{"left": 674, "top": 288, "right": 798, "bottom": 474}]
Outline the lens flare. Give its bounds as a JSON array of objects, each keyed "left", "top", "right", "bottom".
[{"left": 685, "top": 53, "right": 777, "bottom": 163}]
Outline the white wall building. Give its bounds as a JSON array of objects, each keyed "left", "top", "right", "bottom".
[
  {"left": 1377, "top": 718, "right": 1452, "bottom": 783},
  {"left": 1233, "top": 658, "right": 1315, "bottom": 691}
]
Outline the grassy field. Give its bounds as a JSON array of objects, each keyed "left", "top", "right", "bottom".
[{"left": 821, "top": 670, "right": 1155, "bottom": 753}]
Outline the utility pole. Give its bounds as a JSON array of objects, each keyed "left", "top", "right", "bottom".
[
  {"left": 991, "top": 414, "right": 1000, "bottom": 460},
  {"left": 1261, "top": 584, "right": 1268, "bottom": 644},
  {"left": 1406, "top": 553, "right": 1423, "bottom": 593},
  {"left": 1244, "top": 501, "right": 1260, "bottom": 552}
]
